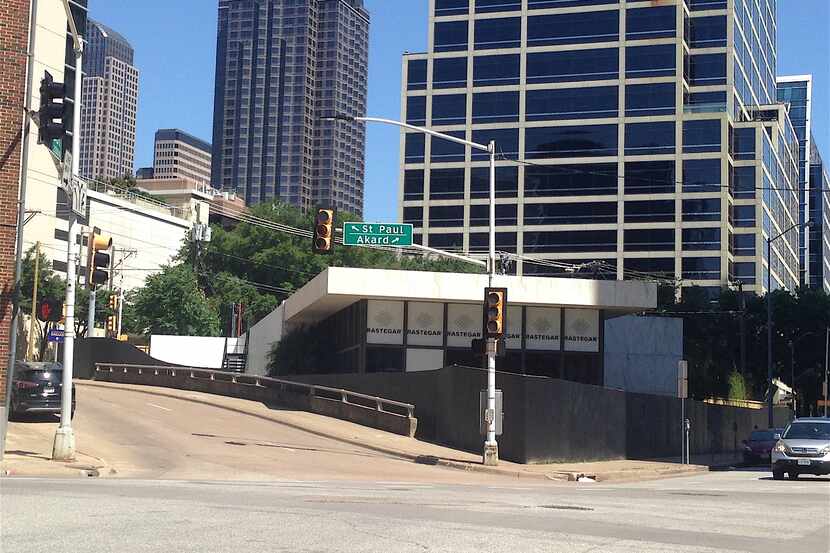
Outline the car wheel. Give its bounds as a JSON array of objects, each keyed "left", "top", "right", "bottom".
[
  {"left": 772, "top": 470, "right": 784, "bottom": 480},
  {"left": 787, "top": 472, "right": 799, "bottom": 480}
]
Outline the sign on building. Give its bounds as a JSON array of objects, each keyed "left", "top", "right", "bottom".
[
  {"left": 366, "top": 300, "right": 404, "bottom": 345},
  {"left": 524, "top": 307, "right": 561, "bottom": 350},
  {"left": 446, "top": 303, "right": 482, "bottom": 347},
  {"left": 406, "top": 302, "right": 444, "bottom": 346},
  {"left": 564, "top": 309, "right": 600, "bottom": 352}
]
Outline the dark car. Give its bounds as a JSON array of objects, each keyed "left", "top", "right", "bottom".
[
  {"left": 742, "top": 428, "right": 783, "bottom": 464},
  {"left": 10, "top": 362, "right": 75, "bottom": 420}
]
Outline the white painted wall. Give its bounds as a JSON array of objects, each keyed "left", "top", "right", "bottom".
[{"left": 149, "top": 335, "right": 244, "bottom": 369}]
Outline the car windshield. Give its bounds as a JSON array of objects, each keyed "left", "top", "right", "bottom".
[
  {"left": 749, "top": 431, "right": 775, "bottom": 441},
  {"left": 783, "top": 422, "right": 830, "bottom": 440},
  {"left": 19, "top": 368, "right": 62, "bottom": 383}
]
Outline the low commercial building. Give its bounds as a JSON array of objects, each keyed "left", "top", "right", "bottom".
[{"left": 247, "top": 267, "right": 658, "bottom": 386}]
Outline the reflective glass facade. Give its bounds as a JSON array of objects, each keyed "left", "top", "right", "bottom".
[{"left": 400, "top": 0, "right": 804, "bottom": 292}]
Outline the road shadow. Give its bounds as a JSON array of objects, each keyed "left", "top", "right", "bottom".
[
  {"left": 758, "top": 475, "right": 830, "bottom": 482},
  {"left": 4, "top": 449, "right": 50, "bottom": 461},
  {"left": 10, "top": 413, "right": 60, "bottom": 424}
]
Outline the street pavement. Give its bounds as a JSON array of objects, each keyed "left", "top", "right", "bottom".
[{"left": 2, "top": 469, "right": 828, "bottom": 552}]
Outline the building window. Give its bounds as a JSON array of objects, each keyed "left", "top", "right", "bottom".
[
  {"left": 433, "top": 57, "right": 468, "bottom": 89},
  {"left": 404, "top": 169, "right": 424, "bottom": 201},
  {"left": 475, "top": 0, "right": 521, "bottom": 12},
  {"left": 732, "top": 128, "right": 755, "bottom": 160},
  {"left": 688, "top": 0, "right": 727, "bottom": 9},
  {"left": 527, "top": 48, "right": 618, "bottom": 84},
  {"left": 473, "top": 54, "right": 520, "bottom": 87},
  {"left": 732, "top": 261, "right": 756, "bottom": 284},
  {"left": 682, "top": 257, "right": 721, "bottom": 280},
  {"left": 430, "top": 168, "right": 465, "bottom": 200},
  {"left": 625, "top": 258, "right": 674, "bottom": 277},
  {"left": 469, "top": 232, "right": 517, "bottom": 252},
  {"left": 732, "top": 166, "right": 755, "bottom": 198},
  {"left": 435, "top": 0, "right": 469, "bottom": 16},
  {"left": 472, "top": 91, "right": 519, "bottom": 123},
  {"left": 428, "top": 232, "right": 464, "bottom": 248},
  {"left": 471, "top": 166, "right": 518, "bottom": 198},
  {"left": 471, "top": 128, "right": 519, "bottom": 159},
  {"left": 528, "top": 0, "right": 617, "bottom": 8},
  {"left": 431, "top": 94, "right": 467, "bottom": 125},
  {"left": 625, "top": 83, "right": 675, "bottom": 117},
  {"left": 688, "top": 53, "right": 726, "bottom": 86},
  {"left": 682, "top": 198, "right": 721, "bottom": 222},
  {"left": 624, "top": 200, "right": 676, "bottom": 223},
  {"left": 430, "top": 131, "right": 466, "bottom": 162},
  {"left": 403, "top": 206, "right": 424, "bottom": 227},
  {"left": 732, "top": 205, "right": 756, "bottom": 227},
  {"left": 625, "top": 121, "right": 675, "bottom": 156},
  {"left": 526, "top": 124, "right": 618, "bottom": 158},
  {"left": 474, "top": 17, "right": 521, "bottom": 50},
  {"left": 626, "top": 6, "right": 676, "bottom": 40},
  {"left": 524, "top": 230, "right": 617, "bottom": 253},
  {"left": 524, "top": 202, "right": 618, "bottom": 225},
  {"left": 683, "top": 119, "right": 721, "bottom": 153},
  {"left": 527, "top": 11, "right": 619, "bottom": 47},
  {"left": 624, "top": 160, "right": 675, "bottom": 194},
  {"left": 470, "top": 204, "right": 517, "bottom": 226},
  {"left": 406, "top": 96, "right": 426, "bottom": 125},
  {"left": 526, "top": 86, "right": 618, "bottom": 121},
  {"left": 682, "top": 228, "right": 721, "bottom": 251},
  {"left": 434, "top": 21, "right": 468, "bottom": 52},
  {"left": 625, "top": 44, "right": 676, "bottom": 78},
  {"left": 405, "top": 133, "right": 425, "bottom": 163},
  {"left": 688, "top": 15, "right": 727, "bottom": 48},
  {"left": 624, "top": 228, "right": 675, "bottom": 252},
  {"left": 733, "top": 233, "right": 755, "bottom": 256},
  {"left": 685, "top": 91, "right": 727, "bottom": 113},
  {"left": 683, "top": 159, "right": 722, "bottom": 193},
  {"left": 429, "top": 205, "right": 464, "bottom": 227},
  {"left": 524, "top": 163, "right": 618, "bottom": 197}
]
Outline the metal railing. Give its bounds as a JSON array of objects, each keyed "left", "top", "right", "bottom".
[{"left": 94, "top": 363, "right": 415, "bottom": 419}]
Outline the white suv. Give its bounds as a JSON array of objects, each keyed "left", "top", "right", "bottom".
[{"left": 771, "top": 418, "right": 830, "bottom": 480}]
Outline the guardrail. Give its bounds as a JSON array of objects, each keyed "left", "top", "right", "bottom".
[{"left": 94, "top": 363, "right": 417, "bottom": 437}]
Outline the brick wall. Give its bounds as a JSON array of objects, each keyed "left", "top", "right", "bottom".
[{"left": 0, "top": 0, "right": 30, "bottom": 404}]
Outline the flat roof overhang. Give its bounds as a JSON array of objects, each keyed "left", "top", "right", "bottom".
[{"left": 282, "top": 267, "right": 657, "bottom": 326}]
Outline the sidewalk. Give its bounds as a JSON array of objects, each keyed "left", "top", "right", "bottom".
[
  {"left": 74, "top": 380, "right": 709, "bottom": 483},
  {"left": 2, "top": 419, "right": 108, "bottom": 478}
]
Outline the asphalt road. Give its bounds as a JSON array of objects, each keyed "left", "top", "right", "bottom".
[{"left": 2, "top": 470, "right": 828, "bottom": 552}]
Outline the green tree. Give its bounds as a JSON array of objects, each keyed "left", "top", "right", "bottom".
[
  {"left": 727, "top": 370, "right": 748, "bottom": 401},
  {"left": 130, "top": 264, "right": 220, "bottom": 336}
]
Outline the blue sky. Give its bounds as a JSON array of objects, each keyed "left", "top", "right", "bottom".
[{"left": 90, "top": 0, "right": 828, "bottom": 222}]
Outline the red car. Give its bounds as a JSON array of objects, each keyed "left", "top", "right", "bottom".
[{"left": 742, "top": 428, "right": 783, "bottom": 464}]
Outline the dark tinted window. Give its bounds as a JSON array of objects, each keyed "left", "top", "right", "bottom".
[
  {"left": 473, "top": 54, "right": 520, "bottom": 87},
  {"left": 429, "top": 205, "right": 464, "bottom": 227},
  {"left": 18, "top": 367, "right": 62, "bottom": 383},
  {"left": 625, "top": 200, "right": 675, "bottom": 222},
  {"left": 470, "top": 204, "right": 518, "bottom": 226},
  {"left": 626, "top": 6, "right": 676, "bottom": 40},
  {"left": 683, "top": 198, "right": 721, "bottom": 221},
  {"left": 471, "top": 128, "right": 519, "bottom": 159},
  {"left": 526, "top": 86, "right": 618, "bottom": 121},
  {"left": 688, "top": 53, "right": 726, "bottom": 85},
  {"left": 732, "top": 205, "right": 755, "bottom": 227},
  {"left": 435, "top": 0, "right": 468, "bottom": 16},
  {"left": 403, "top": 206, "right": 423, "bottom": 226},
  {"left": 626, "top": 44, "right": 676, "bottom": 78},
  {"left": 406, "top": 96, "right": 426, "bottom": 125},
  {"left": 683, "top": 159, "right": 722, "bottom": 192},
  {"left": 625, "top": 160, "right": 675, "bottom": 194},
  {"left": 366, "top": 347, "right": 405, "bottom": 374},
  {"left": 407, "top": 59, "right": 427, "bottom": 90},
  {"left": 432, "top": 94, "right": 467, "bottom": 125},
  {"left": 430, "top": 168, "right": 465, "bottom": 200},
  {"left": 405, "top": 133, "right": 425, "bottom": 163},
  {"left": 688, "top": 16, "right": 727, "bottom": 48},
  {"left": 528, "top": 0, "right": 616, "bottom": 7},
  {"left": 433, "top": 57, "right": 468, "bottom": 89},
  {"left": 683, "top": 119, "right": 721, "bottom": 153},
  {"left": 732, "top": 166, "right": 755, "bottom": 198},
  {"left": 524, "top": 163, "right": 618, "bottom": 197},
  {"left": 430, "top": 131, "right": 466, "bottom": 162},
  {"left": 435, "top": 21, "right": 468, "bottom": 52},
  {"left": 682, "top": 257, "right": 720, "bottom": 280},
  {"left": 471, "top": 166, "right": 518, "bottom": 198},
  {"left": 625, "top": 83, "right": 676, "bottom": 117},
  {"left": 733, "top": 128, "right": 755, "bottom": 160},
  {"left": 475, "top": 17, "right": 521, "bottom": 49},
  {"left": 524, "top": 202, "right": 617, "bottom": 225},
  {"left": 524, "top": 230, "right": 617, "bottom": 253},
  {"left": 685, "top": 91, "right": 727, "bottom": 112},
  {"left": 625, "top": 122, "right": 675, "bottom": 156},
  {"left": 428, "top": 233, "right": 464, "bottom": 248},
  {"left": 475, "top": 0, "right": 521, "bottom": 12},
  {"left": 527, "top": 49, "right": 618, "bottom": 84},
  {"left": 469, "top": 232, "right": 518, "bottom": 253},
  {"left": 472, "top": 91, "right": 519, "bottom": 123},
  {"left": 404, "top": 169, "right": 424, "bottom": 201},
  {"left": 683, "top": 228, "right": 720, "bottom": 251},
  {"left": 783, "top": 422, "right": 830, "bottom": 440},
  {"left": 733, "top": 233, "right": 755, "bottom": 256},
  {"left": 527, "top": 11, "right": 619, "bottom": 46},
  {"left": 526, "top": 124, "right": 618, "bottom": 158},
  {"left": 625, "top": 228, "right": 675, "bottom": 251},
  {"left": 625, "top": 258, "right": 675, "bottom": 276},
  {"left": 688, "top": 0, "right": 726, "bottom": 9}
]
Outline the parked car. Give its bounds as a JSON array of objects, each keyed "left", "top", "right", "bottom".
[
  {"left": 9, "top": 362, "right": 75, "bottom": 420},
  {"left": 771, "top": 418, "right": 830, "bottom": 480},
  {"left": 742, "top": 428, "right": 783, "bottom": 464}
]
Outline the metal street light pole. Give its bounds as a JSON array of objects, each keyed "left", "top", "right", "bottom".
[
  {"left": 824, "top": 327, "right": 829, "bottom": 418},
  {"left": 322, "top": 114, "right": 500, "bottom": 464}
]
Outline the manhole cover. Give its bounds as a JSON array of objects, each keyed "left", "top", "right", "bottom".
[{"left": 538, "top": 504, "right": 593, "bottom": 511}]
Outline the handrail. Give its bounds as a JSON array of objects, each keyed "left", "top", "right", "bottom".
[{"left": 93, "top": 363, "right": 415, "bottom": 418}]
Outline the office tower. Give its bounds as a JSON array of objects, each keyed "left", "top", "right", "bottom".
[
  {"left": 79, "top": 18, "right": 139, "bottom": 181},
  {"left": 809, "top": 143, "right": 830, "bottom": 292},
  {"left": 400, "top": 0, "right": 801, "bottom": 295},
  {"left": 152, "top": 129, "right": 213, "bottom": 185},
  {"left": 211, "top": 0, "right": 369, "bottom": 216}
]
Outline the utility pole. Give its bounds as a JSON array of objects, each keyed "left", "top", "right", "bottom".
[
  {"left": 26, "top": 242, "right": 41, "bottom": 361},
  {"left": 52, "top": 0, "right": 84, "bottom": 461},
  {"left": 738, "top": 280, "right": 746, "bottom": 375}
]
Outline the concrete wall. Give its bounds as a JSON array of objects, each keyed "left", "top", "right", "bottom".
[
  {"left": 604, "top": 315, "right": 683, "bottom": 396},
  {"left": 149, "top": 335, "right": 243, "bottom": 369},
  {"left": 246, "top": 304, "right": 285, "bottom": 376}
]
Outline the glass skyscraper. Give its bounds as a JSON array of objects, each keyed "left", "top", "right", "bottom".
[
  {"left": 211, "top": 0, "right": 369, "bottom": 216},
  {"left": 399, "top": 0, "right": 803, "bottom": 295},
  {"left": 809, "top": 142, "right": 830, "bottom": 292}
]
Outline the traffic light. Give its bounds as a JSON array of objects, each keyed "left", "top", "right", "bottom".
[
  {"left": 312, "top": 208, "right": 335, "bottom": 254},
  {"left": 484, "top": 287, "right": 507, "bottom": 339},
  {"left": 105, "top": 315, "right": 116, "bottom": 333},
  {"left": 86, "top": 232, "right": 113, "bottom": 289},
  {"left": 108, "top": 294, "right": 118, "bottom": 310},
  {"left": 37, "top": 71, "right": 66, "bottom": 145},
  {"left": 37, "top": 298, "right": 64, "bottom": 322}
]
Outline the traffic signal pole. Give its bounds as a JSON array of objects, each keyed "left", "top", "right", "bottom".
[
  {"left": 483, "top": 140, "right": 499, "bottom": 466},
  {"left": 52, "top": 4, "right": 83, "bottom": 460}
]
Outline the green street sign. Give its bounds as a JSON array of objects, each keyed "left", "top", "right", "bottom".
[{"left": 343, "top": 222, "right": 413, "bottom": 247}]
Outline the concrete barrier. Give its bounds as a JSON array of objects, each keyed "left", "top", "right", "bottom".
[{"left": 93, "top": 364, "right": 417, "bottom": 438}]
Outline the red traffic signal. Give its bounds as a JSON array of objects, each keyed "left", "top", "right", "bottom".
[
  {"left": 484, "top": 287, "right": 507, "bottom": 338},
  {"left": 312, "top": 208, "right": 335, "bottom": 254},
  {"left": 37, "top": 298, "right": 64, "bottom": 322}
]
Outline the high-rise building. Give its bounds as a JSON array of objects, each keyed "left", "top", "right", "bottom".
[
  {"left": 399, "top": 0, "right": 802, "bottom": 296},
  {"left": 79, "top": 19, "right": 139, "bottom": 181},
  {"left": 809, "top": 143, "right": 830, "bottom": 292},
  {"left": 211, "top": 0, "right": 369, "bottom": 216},
  {"left": 151, "top": 129, "right": 212, "bottom": 185}
]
